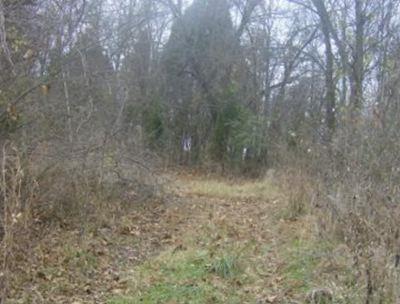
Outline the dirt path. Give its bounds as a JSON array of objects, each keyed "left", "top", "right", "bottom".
[{"left": 9, "top": 172, "right": 352, "bottom": 303}]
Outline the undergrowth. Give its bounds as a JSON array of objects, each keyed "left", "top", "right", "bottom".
[{"left": 108, "top": 175, "right": 361, "bottom": 304}]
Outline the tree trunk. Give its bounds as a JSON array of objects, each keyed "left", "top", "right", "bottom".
[
  {"left": 350, "top": 0, "right": 365, "bottom": 112},
  {"left": 312, "top": 0, "right": 336, "bottom": 138}
]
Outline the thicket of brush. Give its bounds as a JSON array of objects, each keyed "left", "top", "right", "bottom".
[
  {"left": 275, "top": 110, "right": 400, "bottom": 303},
  {"left": 0, "top": 5, "right": 162, "bottom": 300},
  {"left": 0, "top": 131, "right": 162, "bottom": 300}
]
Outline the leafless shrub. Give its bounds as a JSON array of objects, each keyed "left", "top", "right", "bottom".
[
  {"left": 279, "top": 168, "right": 313, "bottom": 220},
  {"left": 0, "top": 135, "right": 161, "bottom": 301},
  {"left": 276, "top": 116, "right": 400, "bottom": 303},
  {"left": 0, "top": 143, "right": 38, "bottom": 302}
]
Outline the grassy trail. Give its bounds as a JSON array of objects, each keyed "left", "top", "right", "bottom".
[
  {"left": 11, "top": 172, "right": 354, "bottom": 303},
  {"left": 107, "top": 173, "right": 348, "bottom": 304}
]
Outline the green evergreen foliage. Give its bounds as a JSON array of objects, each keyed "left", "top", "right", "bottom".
[
  {"left": 161, "top": 0, "right": 239, "bottom": 163},
  {"left": 143, "top": 99, "right": 164, "bottom": 148},
  {"left": 210, "top": 87, "right": 268, "bottom": 172},
  {"left": 211, "top": 92, "right": 246, "bottom": 162}
]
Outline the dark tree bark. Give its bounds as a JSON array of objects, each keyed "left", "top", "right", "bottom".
[
  {"left": 311, "top": 0, "right": 336, "bottom": 137},
  {"left": 350, "top": 0, "right": 365, "bottom": 111}
]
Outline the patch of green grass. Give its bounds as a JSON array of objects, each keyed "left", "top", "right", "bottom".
[
  {"left": 139, "top": 249, "right": 210, "bottom": 283},
  {"left": 108, "top": 297, "right": 135, "bottom": 304},
  {"left": 282, "top": 238, "right": 331, "bottom": 293},
  {"left": 109, "top": 283, "right": 222, "bottom": 304},
  {"left": 279, "top": 235, "right": 367, "bottom": 304},
  {"left": 108, "top": 247, "right": 252, "bottom": 304},
  {"left": 210, "top": 254, "right": 241, "bottom": 278}
]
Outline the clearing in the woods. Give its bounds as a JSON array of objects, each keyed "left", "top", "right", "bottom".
[{"left": 13, "top": 172, "right": 355, "bottom": 303}]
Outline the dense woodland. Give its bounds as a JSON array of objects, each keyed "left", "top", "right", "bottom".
[{"left": 1, "top": 0, "right": 400, "bottom": 303}]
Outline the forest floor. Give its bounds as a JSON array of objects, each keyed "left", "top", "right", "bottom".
[{"left": 9, "top": 171, "right": 356, "bottom": 304}]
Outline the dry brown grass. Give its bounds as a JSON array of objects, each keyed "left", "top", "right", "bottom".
[
  {"left": 0, "top": 144, "right": 38, "bottom": 302},
  {"left": 174, "top": 173, "right": 281, "bottom": 201}
]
